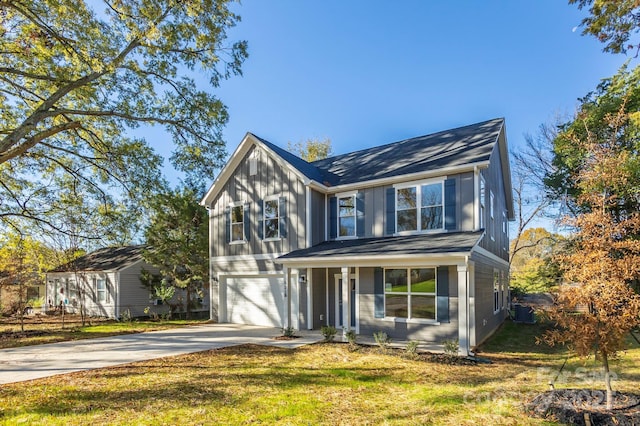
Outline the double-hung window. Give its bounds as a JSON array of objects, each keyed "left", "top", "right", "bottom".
[
  {"left": 338, "top": 194, "right": 356, "bottom": 237},
  {"left": 384, "top": 268, "right": 437, "bottom": 320},
  {"left": 396, "top": 180, "right": 443, "bottom": 233},
  {"left": 263, "top": 198, "right": 280, "bottom": 239},
  {"left": 479, "top": 175, "right": 486, "bottom": 228},
  {"left": 230, "top": 203, "right": 244, "bottom": 242},
  {"left": 96, "top": 278, "right": 107, "bottom": 303}
]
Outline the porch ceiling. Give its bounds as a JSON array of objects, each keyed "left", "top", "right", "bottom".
[{"left": 276, "top": 231, "right": 483, "bottom": 267}]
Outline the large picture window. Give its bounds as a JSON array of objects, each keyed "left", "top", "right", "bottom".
[
  {"left": 384, "top": 268, "right": 437, "bottom": 320},
  {"left": 263, "top": 198, "right": 279, "bottom": 239},
  {"left": 338, "top": 195, "right": 356, "bottom": 237},
  {"left": 396, "top": 182, "right": 443, "bottom": 233},
  {"left": 231, "top": 204, "right": 244, "bottom": 242}
]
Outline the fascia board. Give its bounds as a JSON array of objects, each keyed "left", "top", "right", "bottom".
[
  {"left": 276, "top": 252, "right": 470, "bottom": 268},
  {"left": 497, "top": 125, "right": 515, "bottom": 220}
]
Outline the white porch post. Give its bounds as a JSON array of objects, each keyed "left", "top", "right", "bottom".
[
  {"left": 457, "top": 264, "right": 470, "bottom": 356},
  {"left": 283, "top": 266, "right": 290, "bottom": 329},
  {"left": 341, "top": 266, "right": 350, "bottom": 337},
  {"left": 306, "top": 268, "right": 313, "bottom": 330},
  {"left": 468, "top": 261, "right": 476, "bottom": 348},
  {"left": 291, "top": 270, "right": 300, "bottom": 330}
]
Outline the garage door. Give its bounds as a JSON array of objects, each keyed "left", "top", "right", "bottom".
[{"left": 225, "top": 276, "right": 285, "bottom": 327}]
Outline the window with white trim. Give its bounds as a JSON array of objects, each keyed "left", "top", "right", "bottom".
[
  {"left": 230, "top": 203, "right": 244, "bottom": 242},
  {"left": 479, "top": 175, "right": 486, "bottom": 227},
  {"left": 263, "top": 197, "right": 280, "bottom": 239},
  {"left": 502, "top": 211, "right": 508, "bottom": 252},
  {"left": 338, "top": 194, "right": 356, "bottom": 237},
  {"left": 396, "top": 180, "right": 443, "bottom": 233},
  {"left": 490, "top": 190, "right": 495, "bottom": 240},
  {"left": 493, "top": 270, "right": 500, "bottom": 313},
  {"left": 384, "top": 268, "right": 436, "bottom": 320},
  {"left": 96, "top": 278, "right": 107, "bottom": 303}
]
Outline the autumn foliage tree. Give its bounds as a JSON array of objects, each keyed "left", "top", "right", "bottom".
[{"left": 542, "top": 106, "right": 640, "bottom": 409}]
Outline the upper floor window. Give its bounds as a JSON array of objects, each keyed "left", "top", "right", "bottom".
[
  {"left": 231, "top": 203, "right": 244, "bottom": 242},
  {"left": 396, "top": 181, "right": 443, "bottom": 233},
  {"left": 479, "top": 175, "right": 486, "bottom": 228},
  {"left": 338, "top": 195, "right": 356, "bottom": 237},
  {"left": 263, "top": 198, "right": 280, "bottom": 240}
]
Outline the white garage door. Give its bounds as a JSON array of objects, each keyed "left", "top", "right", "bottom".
[{"left": 225, "top": 276, "right": 285, "bottom": 327}]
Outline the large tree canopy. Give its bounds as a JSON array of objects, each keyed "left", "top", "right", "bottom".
[
  {"left": 0, "top": 0, "right": 247, "bottom": 240},
  {"left": 545, "top": 64, "right": 640, "bottom": 220},
  {"left": 143, "top": 187, "right": 208, "bottom": 319},
  {"left": 570, "top": 0, "right": 640, "bottom": 55}
]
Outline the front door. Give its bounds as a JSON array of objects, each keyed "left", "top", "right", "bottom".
[{"left": 334, "top": 274, "right": 357, "bottom": 331}]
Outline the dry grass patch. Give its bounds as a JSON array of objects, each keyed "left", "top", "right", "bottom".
[
  {"left": 0, "top": 315, "right": 207, "bottom": 349},
  {"left": 1, "top": 321, "right": 638, "bottom": 425}
]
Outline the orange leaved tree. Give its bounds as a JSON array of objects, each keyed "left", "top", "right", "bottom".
[{"left": 542, "top": 105, "right": 640, "bottom": 410}]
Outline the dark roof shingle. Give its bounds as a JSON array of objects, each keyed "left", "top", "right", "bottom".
[
  {"left": 49, "top": 245, "right": 145, "bottom": 272},
  {"left": 255, "top": 118, "right": 504, "bottom": 187},
  {"left": 277, "top": 231, "right": 483, "bottom": 261}
]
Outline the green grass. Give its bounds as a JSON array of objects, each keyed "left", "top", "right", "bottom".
[
  {"left": 0, "top": 316, "right": 207, "bottom": 349},
  {"left": 1, "top": 320, "right": 638, "bottom": 424}
]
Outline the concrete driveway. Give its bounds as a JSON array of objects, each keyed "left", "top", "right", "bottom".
[{"left": 0, "top": 324, "right": 323, "bottom": 385}]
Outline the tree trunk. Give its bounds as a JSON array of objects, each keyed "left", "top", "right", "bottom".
[
  {"left": 186, "top": 286, "right": 191, "bottom": 320},
  {"left": 602, "top": 351, "right": 613, "bottom": 410}
]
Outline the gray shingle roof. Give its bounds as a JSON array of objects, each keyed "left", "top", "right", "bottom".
[
  {"left": 277, "top": 231, "right": 483, "bottom": 261},
  {"left": 49, "top": 245, "right": 145, "bottom": 272},
  {"left": 255, "top": 118, "right": 504, "bottom": 187}
]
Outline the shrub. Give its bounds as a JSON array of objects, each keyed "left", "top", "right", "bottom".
[
  {"left": 120, "top": 308, "right": 133, "bottom": 323},
  {"left": 345, "top": 330, "right": 358, "bottom": 351},
  {"left": 406, "top": 340, "right": 420, "bottom": 357},
  {"left": 443, "top": 338, "right": 459, "bottom": 356},
  {"left": 373, "top": 331, "right": 391, "bottom": 351},
  {"left": 282, "top": 326, "right": 295, "bottom": 338},
  {"left": 321, "top": 325, "right": 337, "bottom": 342}
]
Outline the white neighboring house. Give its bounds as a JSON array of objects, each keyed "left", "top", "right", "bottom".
[{"left": 46, "top": 245, "right": 208, "bottom": 319}]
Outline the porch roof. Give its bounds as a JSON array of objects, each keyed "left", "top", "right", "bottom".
[{"left": 276, "top": 231, "right": 484, "bottom": 265}]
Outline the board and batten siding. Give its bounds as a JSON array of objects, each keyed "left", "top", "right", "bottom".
[
  {"left": 209, "top": 146, "right": 308, "bottom": 260},
  {"left": 478, "top": 143, "right": 510, "bottom": 261},
  {"left": 325, "top": 171, "right": 478, "bottom": 240},
  {"left": 310, "top": 189, "right": 325, "bottom": 245},
  {"left": 471, "top": 251, "right": 508, "bottom": 346}
]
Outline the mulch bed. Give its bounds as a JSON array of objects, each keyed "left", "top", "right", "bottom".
[{"left": 527, "top": 389, "right": 640, "bottom": 425}]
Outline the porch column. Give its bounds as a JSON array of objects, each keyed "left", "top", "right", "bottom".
[
  {"left": 306, "top": 268, "right": 313, "bottom": 330},
  {"left": 283, "top": 266, "right": 290, "bottom": 329},
  {"left": 341, "top": 266, "right": 350, "bottom": 337},
  {"left": 457, "top": 264, "right": 470, "bottom": 356}
]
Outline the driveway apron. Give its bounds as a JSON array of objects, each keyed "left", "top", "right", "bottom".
[{"left": 0, "top": 324, "right": 322, "bottom": 385}]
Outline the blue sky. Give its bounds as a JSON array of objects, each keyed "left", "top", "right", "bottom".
[{"left": 199, "top": 1, "right": 632, "bottom": 158}]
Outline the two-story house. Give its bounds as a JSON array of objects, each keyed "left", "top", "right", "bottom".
[{"left": 200, "top": 118, "right": 513, "bottom": 355}]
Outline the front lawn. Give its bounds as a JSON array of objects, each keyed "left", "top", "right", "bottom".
[
  {"left": 0, "top": 315, "right": 208, "bottom": 349},
  {"left": 1, "top": 320, "right": 639, "bottom": 425}
]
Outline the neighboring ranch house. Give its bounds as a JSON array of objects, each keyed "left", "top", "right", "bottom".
[
  {"left": 46, "top": 246, "right": 208, "bottom": 319},
  {"left": 201, "top": 118, "right": 513, "bottom": 355}
]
